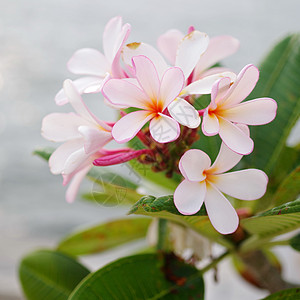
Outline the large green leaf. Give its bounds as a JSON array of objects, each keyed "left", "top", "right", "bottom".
[
  {"left": 272, "top": 166, "right": 300, "bottom": 206},
  {"left": 290, "top": 233, "right": 300, "bottom": 252},
  {"left": 260, "top": 288, "right": 300, "bottom": 299},
  {"left": 57, "top": 218, "right": 151, "bottom": 256},
  {"left": 129, "top": 195, "right": 233, "bottom": 249},
  {"left": 68, "top": 253, "right": 205, "bottom": 300},
  {"left": 33, "top": 147, "right": 54, "bottom": 161},
  {"left": 19, "top": 250, "right": 90, "bottom": 300},
  {"left": 240, "top": 199, "right": 300, "bottom": 251},
  {"left": 244, "top": 34, "right": 300, "bottom": 174}
]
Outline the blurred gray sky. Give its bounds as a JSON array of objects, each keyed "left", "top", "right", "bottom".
[{"left": 0, "top": 1, "right": 299, "bottom": 299}]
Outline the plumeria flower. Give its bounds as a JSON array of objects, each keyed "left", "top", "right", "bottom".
[
  {"left": 42, "top": 79, "right": 113, "bottom": 202},
  {"left": 157, "top": 26, "right": 240, "bottom": 82},
  {"left": 102, "top": 55, "right": 201, "bottom": 144},
  {"left": 122, "top": 29, "right": 236, "bottom": 95},
  {"left": 174, "top": 134, "right": 268, "bottom": 234},
  {"left": 55, "top": 16, "right": 131, "bottom": 105},
  {"left": 202, "top": 64, "right": 277, "bottom": 155}
]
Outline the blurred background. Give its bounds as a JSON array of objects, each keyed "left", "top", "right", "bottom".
[{"left": 0, "top": 0, "right": 299, "bottom": 299}]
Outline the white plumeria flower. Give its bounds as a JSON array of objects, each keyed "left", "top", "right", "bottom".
[
  {"left": 157, "top": 26, "right": 240, "bottom": 82},
  {"left": 55, "top": 16, "right": 131, "bottom": 105},
  {"left": 102, "top": 55, "right": 201, "bottom": 144},
  {"left": 174, "top": 137, "right": 268, "bottom": 234},
  {"left": 202, "top": 64, "right": 277, "bottom": 155},
  {"left": 122, "top": 29, "right": 236, "bottom": 95},
  {"left": 42, "top": 79, "right": 113, "bottom": 202}
]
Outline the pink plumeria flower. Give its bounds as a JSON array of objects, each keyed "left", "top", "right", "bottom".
[
  {"left": 157, "top": 26, "right": 240, "bottom": 82},
  {"left": 122, "top": 29, "right": 236, "bottom": 95},
  {"left": 42, "top": 79, "right": 113, "bottom": 202},
  {"left": 202, "top": 64, "right": 277, "bottom": 155},
  {"left": 174, "top": 136, "right": 268, "bottom": 234},
  {"left": 102, "top": 55, "right": 201, "bottom": 144},
  {"left": 55, "top": 16, "right": 131, "bottom": 105}
]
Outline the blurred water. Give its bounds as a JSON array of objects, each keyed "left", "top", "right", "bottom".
[{"left": 0, "top": 1, "right": 299, "bottom": 299}]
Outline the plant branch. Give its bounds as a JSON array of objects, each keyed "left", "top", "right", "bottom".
[{"left": 200, "top": 251, "right": 230, "bottom": 274}]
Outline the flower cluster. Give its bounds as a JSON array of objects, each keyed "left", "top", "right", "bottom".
[{"left": 42, "top": 16, "right": 277, "bottom": 234}]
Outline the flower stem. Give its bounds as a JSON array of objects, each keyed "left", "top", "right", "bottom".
[
  {"left": 156, "top": 218, "right": 168, "bottom": 251},
  {"left": 200, "top": 251, "right": 230, "bottom": 274}
]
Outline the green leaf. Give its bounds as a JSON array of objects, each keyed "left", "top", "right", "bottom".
[
  {"left": 68, "top": 253, "right": 205, "bottom": 300},
  {"left": 260, "top": 288, "right": 300, "bottom": 299},
  {"left": 290, "top": 233, "right": 300, "bottom": 251},
  {"left": 240, "top": 199, "right": 300, "bottom": 251},
  {"left": 272, "top": 166, "right": 300, "bottom": 206},
  {"left": 57, "top": 218, "right": 151, "bottom": 256},
  {"left": 244, "top": 34, "right": 300, "bottom": 174},
  {"left": 33, "top": 147, "right": 54, "bottom": 161},
  {"left": 129, "top": 195, "right": 233, "bottom": 249},
  {"left": 19, "top": 250, "right": 90, "bottom": 300}
]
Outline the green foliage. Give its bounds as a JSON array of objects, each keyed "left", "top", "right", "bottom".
[
  {"left": 129, "top": 195, "right": 233, "bottom": 249},
  {"left": 261, "top": 288, "right": 300, "bottom": 299},
  {"left": 244, "top": 34, "right": 300, "bottom": 175},
  {"left": 69, "top": 253, "right": 205, "bottom": 300},
  {"left": 33, "top": 147, "right": 54, "bottom": 161},
  {"left": 57, "top": 218, "right": 151, "bottom": 256},
  {"left": 19, "top": 250, "right": 90, "bottom": 300},
  {"left": 290, "top": 233, "right": 300, "bottom": 252}
]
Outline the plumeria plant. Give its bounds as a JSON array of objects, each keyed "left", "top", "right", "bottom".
[{"left": 19, "top": 17, "right": 300, "bottom": 300}]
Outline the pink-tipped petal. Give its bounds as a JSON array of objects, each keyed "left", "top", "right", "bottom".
[
  {"left": 132, "top": 56, "right": 160, "bottom": 101},
  {"left": 112, "top": 110, "right": 153, "bottom": 143},
  {"left": 211, "top": 77, "right": 232, "bottom": 105},
  {"left": 149, "top": 114, "right": 180, "bottom": 143},
  {"left": 205, "top": 183, "right": 239, "bottom": 234},
  {"left": 63, "top": 147, "right": 90, "bottom": 175},
  {"left": 65, "top": 164, "right": 91, "bottom": 203},
  {"left": 168, "top": 98, "right": 200, "bottom": 128},
  {"left": 194, "top": 35, "right": 240, "bottom": 75},
  {"left": 176, "top": 31, "right": 209, "bottom": 79},
  {"left": 78, "top": 126, "right": 112, "bottom": 155},
  {"left": 67, "top": 48, "right": 109, "bottom": 76},
  {"left": 222, "top": 98, "right": 277, "bottom": 125},
  {"left": 122, "top": 42, "right": 168, "bottom": 77},
  {"left": 42, "top": 113, "right": 91, "bottom": 142},
  {"left": 212, "top": 169, "right": 268, "bottom": 200},
  {"left": 49, "top": 139, "right": 83, "bottom": 175},
  {"left": 102, "top": 78, "right": 149, "bottom": 109},
  {"left": 179, "top": 149, "right": 211, "bottom": 182},
  {"left": 55, "top": 77, "right": 104, "bottom": 106},
  {"left": 218, "top": 117, "right": 254, "bottom": 155},
  {"left": 202, "top": 111, "right": 219, "bottom": 136},
  {"left": 174, "top": 180, "right": 206, "bottom": 215},
  {"left": 160, "top": 68, "right": 185, "bottom": 109},
  {"left": 157, "top": 29, "right": 184, "bottom": 64},
  {"left": 184, "top": 72, "right": 236, "bottom": 95},
  {"left": 223, "top": 64, "right": 259, "bottom": 107}
]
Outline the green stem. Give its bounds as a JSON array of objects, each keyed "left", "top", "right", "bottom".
[
  {"left": 200, "top": 251, "right": 230, "bottom": 274},
  {"left": 263, "top": 239, "right": 290, "bottom": 248},
  {"left": 156, "top": 218, "right": 168, "bottom": 251}
]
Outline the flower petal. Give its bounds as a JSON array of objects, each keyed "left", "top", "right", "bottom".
[
  {"left": 193, "top": 35, "right": 240, "bottom": 76},
  {"left": 157, "top": 29, "right": 184, "bottom": 64},
  {"left": 211, "top": 76, "right": 232, "bottom": 105},
  {"left": 211, "top": 169, "right": 268, "bottom": 200},
  {"left": 122, "top": 42, "right": 168, "bottom": 77},
  {"left": 222, "top": 64, "right": 259, "bottom": 107},
  {"left": 132, "top": 56, "right": 160, "bottom": 101},
  {"left": 78, "top": 126, "right": 112, "bottom": 155},
  {"left": 174, "top": 180, "right": 206, "bottom": 215},
  {"left": 168, "top": 98, "right": 200, "bottom": 128},
  {"left": 149, "top": 114, "right": 180, "bottom": 143},
  {"left": 42, "top": 113, "right": 90, "bottom": 142},
  {"left": 222, "top": 98, "right": 277, "bottom": 125},
  {"left": 102, "top": 78, "right": 149, "bottom": 109},
  {"left": 112, "top": 110, "right": 153, "bottom": 143},
  {"left": 202, "top": 111, "right": 219, "bottom": 136},
  {"left": 49, "top": 139, "right": 83, "bottom": 174},
  {"left": 64, "top": 147, "right": 90, "bottom": 175},
  {"left": 176, "top": 31, "right": 209, "bottom": 79},
  {"left": 55, "top": 77, "right": 104, "bottom": 106},
  {"left": 179, "top": 149, "right": 211, "bottom": 182},
  {"left": 160, "top": 68, "right": 185, "bottom": 110},
  {"left": 184, "top": 71, "right": 236, "bottom": 95},
  {"left": 205, "top": 183, "right": 239, "bottom": 234},
  {"left": 67, "top": 48, "right": 109, "bottom": 76},
  {"left": 218, "top": 117, "right": 254, "bottom": 155}
]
